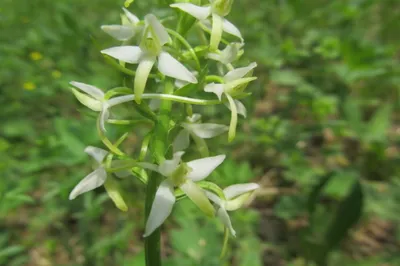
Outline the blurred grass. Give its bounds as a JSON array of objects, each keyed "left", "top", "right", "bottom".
[{"left": 1, "top": 0, "right": 399, "bottom": 265}]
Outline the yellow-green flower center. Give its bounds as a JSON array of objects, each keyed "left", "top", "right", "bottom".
[{"left": 170, "top": 163, "right": 192, "bottom": 186}]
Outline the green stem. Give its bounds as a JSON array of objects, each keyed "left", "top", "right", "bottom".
[{"left": 145, "top": 81, "right": 174, "bottom": 266}]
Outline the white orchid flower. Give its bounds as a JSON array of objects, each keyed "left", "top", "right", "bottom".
[
  {"left": 204, "top": 62, "right": 257, "bottom": 141},
  {"left": 69, "top": 146, "right": 109, "bottom": 200},
  {"left": 101, "top": 14, "right": 197, "bottom": 103},
  {"left": 207, "top": 42, "right": 243, "bottom": 65},
  {"left": 70, "top": 81, "right": 134, "bottom": 132},
  {"left": 170, "top": 0, "right": 242, "bottom": 50},
  {"left": 141, "top": 152, "right": 226, "bottom": 237},
  {"left": 101, "top": 8, "right": 141, "bottom": 41},
  {"left": 173, "top": 114, "right": 228, "bottom": 154},
  {"left": 205, "top": 183, "right": 259, "bottom": 236}
]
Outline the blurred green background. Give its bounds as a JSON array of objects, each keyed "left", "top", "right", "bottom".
[{"left": 1, "top": 0, "right": 400, "bottom": 265}]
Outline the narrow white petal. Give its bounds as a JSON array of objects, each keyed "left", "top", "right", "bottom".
[
  {"left": 70, "top": 81, "right": 104, "bottom": 100},
  {"left": 210, "top": 13, "right": 223, "bottom": 50},
  {"left": 101, "top": 46, "right": 143, "bottom": 64},
  {"left": 134, "top": 56, "right": 156, "bottom": 103},
  {"left": 225, "top": 99, "right": 247, "bottom": 117},
  {"left": 220, "top": 42, "right": 242, "bottom": 64},
  {"left": 186, "top": 154, "right": 226, "bottom": 181},
  {"left": 99, "top": 105, "right": 110, "bottom": 132},
  {"left": 144, "top": 180, "right": 175, "bottom": 237},
  {"left": 122, "top": 7, "right": 140, "bottom": 24},
  {"left": 217, "top": 207, "right": 236, "bottom": 236},
  {"left": 204, "top": 83, "right": 225, "bottom": 101},
  {"left": 224, "top": 62, "right": 257, "bottom": 83},
  {"left": 157, "top": 52, "right": 197, "bottom": 83},
  {"left": 222, "top": 18, "right": 243, "bottom": 40},
  {"left": 183, "top": 123, "right": 228, "bottom": 138},
  {"left": 107, "top": 95, "right": 135, "bottom": 107},
  {"left": 170, "top": 3, "right": 211, "bottom": 20},
  {"left": 174, "top": 79, "right": 187, "bottom": 89},
  {"left": 101, "top": 25, "right": 134, "bottom": 41},
  {"left": 71, "top": 88, "right": 102, "bottom": 112},
  {"left": 84, "top": 146, "right": 108, "bottom": 163},
  {"left": 223, "top": 183, "right": 260, "bottom": 200},
  {"left": 159, "top": 151, "right": 185, "bottom": 177},
  {"left": 173, "top": 129, "right": 190, "bottom": 152},
  {"left": 69, "top": 168, "right": 107, "bottom": 200},
  {"left": 180, "top": 180, "right": 215, "bottom": 217},
  {"left": 204, "top": 190, "right": 223, "bottom": 206},
  {"left": 145, "top": 14, "right": 169, "bottom": 46}
]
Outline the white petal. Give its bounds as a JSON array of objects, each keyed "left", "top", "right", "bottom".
[
  {"left": 122, "top": 7, "right": 140, "bottom": 24},
  {"left": 186, "top": 113, "right": 202, "bottom": 123},
  {"left": 134, "top": 56, "right": 156, "bottom": 103},
  {"left": 204, "top": 83, "right": 225, "bottom": 101},
  {"left": 224, "top": 62, "right": 257, "bottom": 83},
  {"left": 149, "top": 98, "right": 161, "bottom": 111},
  {"left": 144, "top": 180, "right": 175, "bottom": 237},
  {"left": 145, "top": 14, "right": 169, "bottom": 46},
  {"left": 208, "top": 42, "right": 243, "bottom": 64},
  {"left": 222, "top": 18, "right": 243, "bottom": 40},
  {"left": 70, "top": 81, "right": 104, "bottom": 100},
  {"left": 159, "top": 151, "right": 185, "bottom": 177},
  {"left": 223, "top": 183, "right": 260, "bottom": 200},
  {"left": 217, "top": 207, "right": 236, "bottom": 236},
  {"left": 157, "top": 52, "right": 197, "bottom": 83},
  {"left": 183, "top": 123, "right": 228, "bottom": 138},
  {"left": 71, "top": 88, "right": 102, "bottom": 112},
  {"left": 107, "top": 95, "right": 135, "bottom": 107},
  {"left": 173, "top": 129, "right": 190, "bottom": 152},
  {"left": 101, "top": 46, "right": 143, "bottom": 64},
  {"left": 180, "top": 179, "right": 215, "bottom": 217},
  {"left": 170, "top": 3, "right": 211, "bottom": 20},
  {"left": 225, "top": 99, "right": 247, "bottom": 118},
  {"left": 69, "top": 168, "right": 107, "bottom": 200},
  {"left": 99, "top": 105, "right": 110, "bottom": 132},
  {"left": 204, "top": 190, "right": 223, "bottom": 206},
  {"left": 84, "top": 146, "right": 108, "bottom": 163},
  {"left": 186, "top": 154, "right": 226, "bottom": 181},
  {"left": 101, "top": 25, "right": 134, "bottom": 41}
]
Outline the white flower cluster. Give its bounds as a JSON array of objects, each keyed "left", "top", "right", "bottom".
[{"left": 69, "top": 1, "right": 259, "bottom": 240}]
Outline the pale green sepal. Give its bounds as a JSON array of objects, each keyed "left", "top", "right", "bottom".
[
  {"left": 180, "top": 179, "right": 215, "bottom": 217},
  {"left": 71, "top": 88, "right": 102, "bottom": 111},
  {"left": 104, "top": 178, "right": 128, "bottom": 212},
  {"left": 134, "top": 55, "right": 156, "bottom": 103}
]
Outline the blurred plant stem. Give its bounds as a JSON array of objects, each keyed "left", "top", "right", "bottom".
[{"left": 145, "top": 81, "right": 174, "bottom": 266}]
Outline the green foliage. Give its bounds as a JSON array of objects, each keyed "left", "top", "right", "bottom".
[{"left": 1, "top": 0, "right": 399, "bottom": 265}]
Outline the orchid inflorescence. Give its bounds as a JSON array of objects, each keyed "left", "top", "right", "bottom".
[{"left": 68, "top": 0, "right": 259, "bottom": 258}]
